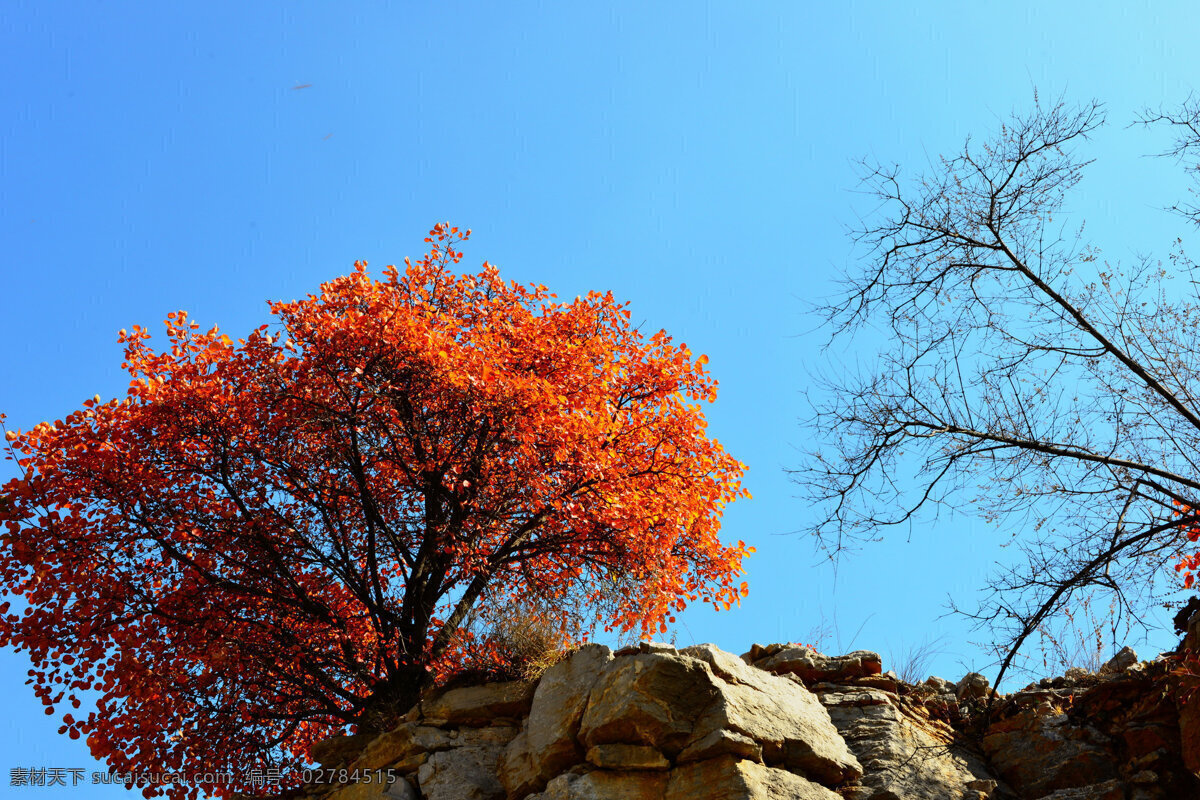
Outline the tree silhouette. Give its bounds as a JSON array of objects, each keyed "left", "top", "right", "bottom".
[{"left": 798, "top": 93, "right": 1200, "bottom": 691}]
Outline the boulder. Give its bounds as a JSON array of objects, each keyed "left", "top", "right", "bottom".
[
  {"left": 1099, "top": 646, "right": 1138, "bottom": 674},
  {"left": 499, "top": 644, "right": 613, "bottom": 798},
  {"left": 676, "top": 729, "right": 762, "bottom": 764},
  {"left": 955, "top": 672, "right": 991, "bottom": 702},
  {"left": 422, "top": 680, "right": 536, "bottom": 726},
  {"left": 752, "top": 646, "right": 883, "bottom": 684},
  {"left": 530, "top": 769, "right": 669, "bottom": 800},
  {"left": 585, "top": 744, "right": 670, "bottom": 770},
  {"left": 417, "top": 745, "right": 506, "bottom": 800},
  {"left": 579, "top": 652, "right": 718, "bottom": 757},
  {"left": 679, "top": 644, "right": 861, "bottom": 786},
  {"left": 352, "top": 724, "right": 448, "bottom": 772},
  {"left": 664, "top": 755, "right": 841, "bottom": 800},
  {"left": 312, "top": 733, "right": 370, "bottom": 768},
  {"left": 923, "top": 676, "right": 955, "bottom": 694},
  {"left": 821, "top": 686, "right": 1000, "bottom": 800}
]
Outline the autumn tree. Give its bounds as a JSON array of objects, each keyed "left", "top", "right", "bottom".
[
  {"left": 0, "top": 224, "right": 751, "bottom": 798},
  {"left": 798, "top": 93, "right": 1200, "bottom": 691}
]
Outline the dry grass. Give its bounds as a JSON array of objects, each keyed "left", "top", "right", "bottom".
[
  {"left": 1034, "top": 593, "right": 1128, "bottom": 676},
  {"left": 888, "top": 634, "right": 950, "bottom": 685},
  {"left": 448, "top": 599, "right": 573, "bottom": 686}
]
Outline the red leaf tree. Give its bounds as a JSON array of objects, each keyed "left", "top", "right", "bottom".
[{"left": 0, "top": 224, "right": 751, "bottom": 798}]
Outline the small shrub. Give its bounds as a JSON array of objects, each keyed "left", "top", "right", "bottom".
[{"left": 449, "top": 600, "right": 572, "bottom": 685}]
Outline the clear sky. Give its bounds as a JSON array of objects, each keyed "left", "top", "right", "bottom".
[{"left": 3, "top": 2, "right": 1199, "bottom": 795}]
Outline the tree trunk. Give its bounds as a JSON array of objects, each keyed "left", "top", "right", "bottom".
[{"left": 354, "top": 663, "right": 432, "bottom": 736}]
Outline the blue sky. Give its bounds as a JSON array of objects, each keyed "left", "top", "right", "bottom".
[{"left": 3, "top": 2, "right": 1199, "bottom": 795}]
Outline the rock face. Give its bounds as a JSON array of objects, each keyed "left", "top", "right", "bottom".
[
  {"left": 290, "top": 641, "right": 1200, "bottom": 800},
  {"left": 745, "top": 646, "right": 1000, "bottom": 800},
  {"left": 980, "top": 656, "right": 1200, "bottom": 800}
]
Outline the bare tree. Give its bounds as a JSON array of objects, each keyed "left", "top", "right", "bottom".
[{"left": 797, "top": 92, "right": 1200, "bottom": 694}]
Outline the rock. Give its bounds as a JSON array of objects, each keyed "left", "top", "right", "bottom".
[
  {"left": 352, "top": 724, "right": 448, "bottom": 772},
  {"left": 679, "top": 643, "right": 862, "bottom": 786},
  {"left": 579, "top": 651, "right": 718, "bottom": 757},
  {"left": 498, "top": 731, "right": 537, "bottom": 800},
  {"left": 1175, "top": 601, "right": 1200, "bottom": 651},
  {"left": 1063, "top": 666, "right": 1091, "bottom": 682},
  {"left": 923, "top": 676, "right": 955, "bottom": 694},
  {"left": 983, "top": 709, "right": 1116, "bottom": 797},
  {"left": 1128, "top": 769, "right": 1158, "bottom": 784},
  {"left": 956, "top": 672, "right": 990, "bottom": 702},
  {"left": 964, "top": 778, "right": 998, "bottom": 795},
  {"left": 312, "top": 733, "right": 370, "bottom": 768},
  {"left": 677, "top": 729, "right": 763, "bottom": 764},
  {"left": 327, "top": 780, "right": 393, "bottom": 800},
  {"left": 1032, "top": 778, "right": 1125, "bottom": 800},
  {"left": 849, "top": 674, "right": 899, "bottom": 693},
  {"left": 822, "top": 687, "right": 1000, "bottom": 800},
  {"left": 1179, "top": 682, "right": 1200, "bottom": 777},
  {"left": 417, "top": 745, "right": 506, "bottom": 800},
  {"left": 1100, "top": 646, "right": 1138, "bottom": 674},
  {"left": 740, "top": 643, "right": 784, "bottom": 663},
  {"left": 664, "top": 755, "right": 841, "bottom": 800},
  {"left": 422, "top": 680, "right": 536, "bottom": 726},
  {"left": 269, "top": 634, "right": 1200, "bottom": 800},
  {"left": 383, "top": 777, "right": 418, "bottom": 800},
  {"left": 499, "top": 644, "right": 613, "bottom": 798},
  {"left": 753, "top": 647, "right": 883, "bottom": 684},
  {"left": 812, "top": 687, "right": 892, "bottom": 708},
  {"left": 614, "top": 641, "right": 678, "bottom": 657},
  {"left": 533, "top": 769, "right": 669, "bottom": 800},
  {"left": 327, "top": 774, "right": 419, "bottom": 800},
  {"left": 585, "top": 743, "right": 670, "bottom": 770}
]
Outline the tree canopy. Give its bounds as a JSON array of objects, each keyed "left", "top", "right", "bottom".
[
  {"left": 799, "top": 93, "right": 1200, "bottom": 690},
  {"left": 0, "top": 224, "right": 751, "bottom": 798}
]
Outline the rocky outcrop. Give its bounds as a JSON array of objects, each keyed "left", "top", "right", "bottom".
[
  {"left": 980, "top": 655, "right": 1200, "bottom": 800},
  {"left": 290, "top": 640, "right": 1200, "bottom": 800},
  {"left": 744, "top": 645, "right": 1002, "bottom": 800}
]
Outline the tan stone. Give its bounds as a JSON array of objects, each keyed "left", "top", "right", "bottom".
[
  {"left": 664, "top": 755, "right": 841, "bottom": 800},
  {"left": 681, "top": 644, "right": 861, "bottom": 786},
  {"left": 814, "top": 687, "right": 893, "bottom": 708},
  {"left": 826, "top": 698, "right": 997, "bottom": 800},
  {"left": 422, "top": 680, "right": 536, "bottom": 726},
  {"left": 849, "top": 674, "right": 899, "bottom": 693},
  {"left": 326, "top": 781, "right": 389, "bottom": 800},
  {"left": 497, "top": 730, "right": 539, "bottom": 800},
  {"left": 417, "top": 745, "right": 506, "bottom": 800},
  {"left": 352, "top": 724, "right": 450, "bottom": 771},
  {"left": 677, "top": 729, "right": 763, "bottom": 764},
  {"left": 754, "top": 647, "right": 883, "bottom": 684},
  {"left": 580, "top": 652, "right": 717, "bottom": 757},
  {"left": 585, "top": 743, "right": 670, "bottom": 770},
  {"left": 499, "top": 644, "right": 614, "bottom": 799},
  {"left": 537, "top": 769, "right": 668, "bottom": 800},
  {"left": 312, "top": 733, "right": 370, "bottom": 767}
]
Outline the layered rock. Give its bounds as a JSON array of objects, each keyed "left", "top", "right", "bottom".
[
  {"left": 981, "top": 654, "right": 1200, "bottom": 800},
  {"left": 745, "top": 646, "right": 1005, "bottom": 800},
  {"left": 288, "top": 640, "right": 1200, "bottom": 800}
]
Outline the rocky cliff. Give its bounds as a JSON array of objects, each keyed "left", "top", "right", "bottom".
[{"left": 291, "top": 632, "right": 1200, "bottom": 800}]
